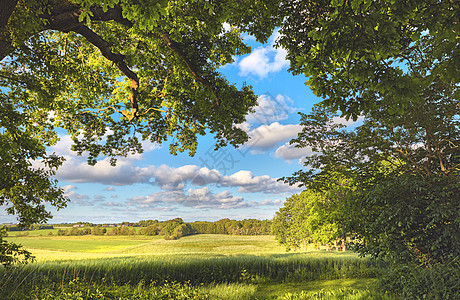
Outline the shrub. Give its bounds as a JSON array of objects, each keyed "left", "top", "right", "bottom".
[
  {"left": 0, "top": 226, "right": 34, "bottom": 267},
  {"left": 378, "top": 259, "right": 460, "bottom": 299},
  {"left": 139, "top": 225, "right": 159, "bottom": 236},
  {"left": 57, "top": 229, "right": 67, "bottom": 236},
  {"left": 92, "top": 226, "right": 106, "bottom": 235},
  {"left": 68, "top": 227, "right": 82, "bottom": 236},
  {"left": 4, "top": 278, "right": 202, "bottom": 300}
]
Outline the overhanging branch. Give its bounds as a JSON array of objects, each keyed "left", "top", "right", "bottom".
[
  {"left": 160, "top": 32, "right": 220, "bottom": 107},
  {"left": 70, "top": 24, "right": 139, "bottom": 121}
]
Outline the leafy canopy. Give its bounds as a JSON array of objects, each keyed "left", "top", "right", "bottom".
[
  {"left": 276, "top": 1, "right": 459, "bottom": 264},
  {"left": 0, "top": 0, "right": 282, "bottom": 226},
  {"left": 277, "top": 0, "right": 460, "bottom": 118},
  {"left": 282, "top": 97, "right": 459, "bottom": 263}
]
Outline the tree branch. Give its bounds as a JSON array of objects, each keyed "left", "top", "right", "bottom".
[
  {"left": 70, "top": 24, "right": 139, "bottom": 121},
  {"left": 45, "top": 4, "right": 132, "bottom": 33},
  {"left": 0, "top": 0, "right": 18, "bottom": 61},
  {"left": 160, "top": 32, "right": 220, "bottom": 107}
]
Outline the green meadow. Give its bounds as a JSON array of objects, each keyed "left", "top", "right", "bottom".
[{"left": 1, "top": 234, "right": 395, "bottom": 299}]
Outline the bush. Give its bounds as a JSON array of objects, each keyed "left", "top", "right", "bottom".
[
  {"left": 118, "top": 226, "right": 135, "bottom": 236},
  {"left": 139, "top": 225, "right": 159, "bottom": 236},
  {"left": 0, "top": 226, "right": 34, "bottom": 267},
  {"left": 4, "top": 278, "right": 202, "bottom": 300},
  {"left": 378, "top": 259, "right": 460, "bottom": 299},
  {"left": 68, "top": 227, "right": 82, "bottom": 236},
  {"left": 92, "top": 226, "right": 106, "bottom": 235},
  {"left": 57, "top": 229, "right": 67, "bottom": 236}
]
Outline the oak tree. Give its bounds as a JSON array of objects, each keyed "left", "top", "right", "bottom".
[
  {"left": 277, "top": 0, "right": 459, "bottom": 265},
  {"left": 0, "top": 0, "right": 282, "bottom": 227},
  {"left": 277, "top": 0, "right": 459, "bottom": 119},
  {"left": 283, "top": 98, "right": 459, "bottom": 264}
]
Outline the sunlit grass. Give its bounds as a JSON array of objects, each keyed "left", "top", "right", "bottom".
[
  {"left": 6, "top": 234, "right": 291, "bottom": 261},
  {"left": 201, "top": 283, "right": 258, "bottom": 299},
  {"left": 7, "top": 236, "right": 154, "bottom": 253},
  {"left": 1, "top": 234, "right": 391, "bottom": 299}
]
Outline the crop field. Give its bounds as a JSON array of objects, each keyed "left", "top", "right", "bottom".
[{"left": 1, "top": 234, "right": 395, "bottom": 299}]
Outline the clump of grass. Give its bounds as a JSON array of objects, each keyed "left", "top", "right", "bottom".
[
  {"left": 201, "top": 283, "right": 257, "bottom": 299},
  {"left": 0, "top": 254, "right": 383, "bottom": 290},
  {"left": 276, "top": 288, "right": 397, "bottom": 300},
  {"left": 2, "top": 278, "right": 202, "bottom": 300}
]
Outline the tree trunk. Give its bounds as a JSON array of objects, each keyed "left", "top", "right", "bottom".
[
  {"left": 0, "top": 0, "right": 17, "bottom": 29},
  {"left": 341, "top": 237, "right": 347, "bottom": 251},
  {"left": 0, "top": 0, "right": 18, "bottom": 61}
]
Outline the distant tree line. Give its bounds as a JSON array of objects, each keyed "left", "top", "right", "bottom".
[
  {"left": 139, "top": 218, "right": 272, "bottom": 239},
  {"left": 190, "top": 219, "right": 272, "bottom": 235},
  {"left": 55, "top": 226, "right": 136, "bottom": 237},
  {"left": 6, "top": 224, "right": 54, "bottom": 231},
  {"left": 49, "top": 218, "right": 271, "bottom": 240}
]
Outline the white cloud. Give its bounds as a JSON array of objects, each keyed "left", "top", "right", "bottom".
[
  {"left": 246, "top": 94, "right": 298, "bottom": 126},
  {"left": 55, "top": 157, "right": 299, "bottom": 195},
  {"left": 221, "top": 170, "right": 300, "bottom": 194},
  {"left": 54, "top": 159, "right": 199, "bottom": 188},
  {"left": 56, "top": 156, "right": 145, "bottom": 186},
  {"left": 244, "top": 122, "right": 302, "bottom": 151},
  {"left": 128, "top": 187, "right": 245, "bottom": 210},
  {"left": 332, "top": 115, "right": 365, "bottom": 127},
  {"left": 62, "top": 185, "right": 76, "bottom": 193},
  {"left": 275, "top": 143, "right": 314, "bottom": 162},
  {"left": 258, "top": 198, "right": 284, "bottom": 206},
  {"left": 93, "top": 194, "right": 106, "bottom": 201},
  {"left": 127, "top": 186, "right": 289, "bottom": 211},
  {"left": 238, "top": 30, "right": 289, "bottom": 78},
  {"left": 141, "top": 140, "right": 162, "bottom": 152},
  {"left": 61, "top": 185, "right": 95, "bottom": 206},
  {"left": 142, "top": 165, "right": 222, "bottom": 191},
  {"left": 50, "top": 135, "right": 78, "bottom": 157},
  {"left": 238, "top": 47, "right": 288, "bottom": 78}
]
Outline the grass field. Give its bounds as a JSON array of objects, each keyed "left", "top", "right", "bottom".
[
  {"left": 7, "top": 234, "right": 292, "bottom": 261},
  {"left": 1, "top": 234, "right": 395, "bottom": 299}
]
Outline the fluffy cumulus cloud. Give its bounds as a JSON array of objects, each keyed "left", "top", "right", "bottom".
[
  {"left": 128, "top": 187, "right": 286, "bottom": 210},
  {"left": 244, "top": 122, "right": 302, "bottom": 151},
  {"left": 142, "top": 165, "right": 222, "bottom": 191},
  {"left": 221, "top": 170, "right": 299, "bottom": 194},
  {"left": 128, "top": 187, "right": 245, "bottom": 210},
  {"left": 332, "top": 115, "right": 365, "bottom": 127},
  {"left": 275, "top": 143, "right": 314, "bottom": 162},
  {"left": 61, "top": 185, "right": 101, "bottom": 206},
  {"left": 55, "top": 160, "right": 299, "bottom": 196},
  {"left": 43, "top": 132, "right": 164, "bottom": 186},
  {"left": 238, "top": 30, "right": 289, "bottom": 78},
  {"left": 246, "top": 94, "right": 298, "bottom": 126},
  {"left": 48, "top": 131, "right": 300, "bottom": 211},
  {"left": 55, "top": 156, "right": 146, "bottom": 186}
]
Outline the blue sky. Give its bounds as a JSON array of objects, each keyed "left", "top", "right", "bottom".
[{"left": 1, "top": 31, "right": 358, "bottom": 224}]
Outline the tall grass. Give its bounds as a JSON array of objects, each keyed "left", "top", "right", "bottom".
[
  {"left": 1, "top": 235, "right": 390, "bottom": 299},
  {"left": 0, "top": 254, "right": 383, "bottom": 292},
  {"left": 276, "top": 288, "right": 396, "bottom": 300}
]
